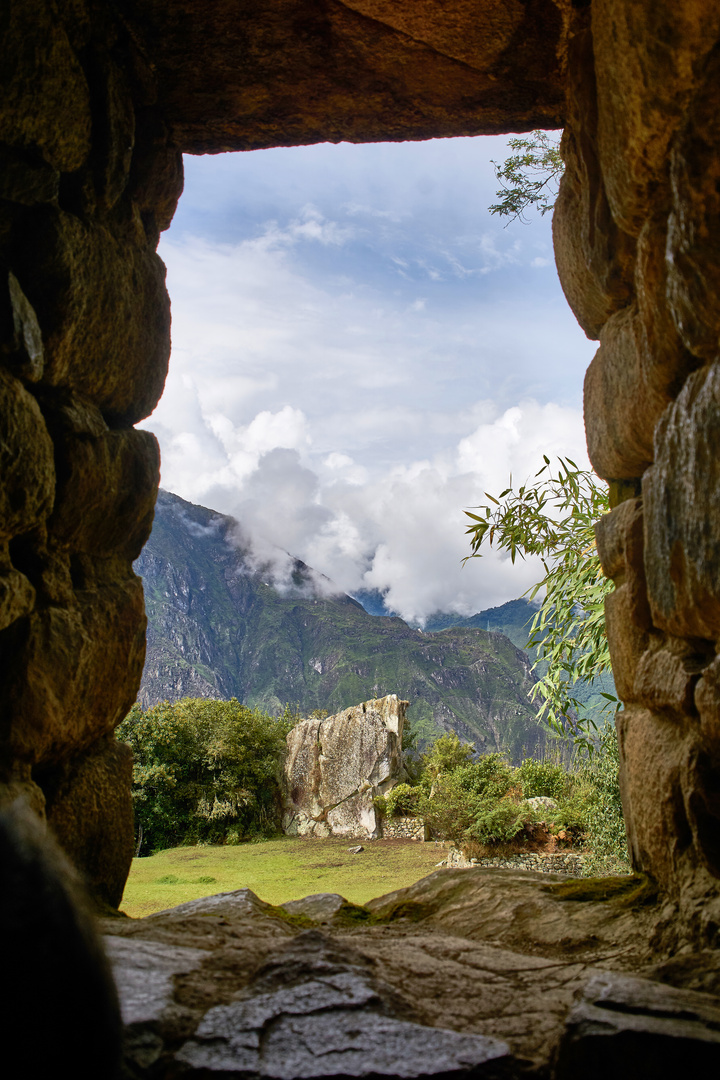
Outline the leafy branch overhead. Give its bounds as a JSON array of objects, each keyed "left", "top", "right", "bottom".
[
  {"left": 464, "top": 457, "right": 617, "bottom": 746},
  {"left": 489, "top": 130, "right": 564, "bottom": 223}
]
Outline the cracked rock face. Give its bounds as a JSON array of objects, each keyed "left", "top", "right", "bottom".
[
  {"left": 103, "top": 870, "right": 720, "bottom": 1077},
  {"left": 282, "top": 696, "right": 407, "bottom": 838},
  {"left": 175, "top": 932, "right": 510, "bottom": 1079}
]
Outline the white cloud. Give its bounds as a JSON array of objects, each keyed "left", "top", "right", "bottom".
[
  {"left": 143, "top": 136, "right": 596, "bottom": 624},
  {"left": 149, "top": 387, "right": 590, "bottom": 624}
]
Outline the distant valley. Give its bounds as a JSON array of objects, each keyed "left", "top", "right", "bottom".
[{"left": 136, "top": 491, "right": 551, "bottom": 762}]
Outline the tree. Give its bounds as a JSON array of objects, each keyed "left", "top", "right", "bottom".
[
  {"left": 489, "top": 130, "right": 563, "bottom": 223},
  {"left": 464, "top": 457, "right": 617, "bottom": 747},
  {"left": 421, "top": 731, "right": 475, "bottom": 791},
  {"left": 117, "top": 698, "right": 293, "bottom": 853}
]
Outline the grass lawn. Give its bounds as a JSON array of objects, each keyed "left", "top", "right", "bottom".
[{"left": 121, "top": 836, "right": 449, "bottom": 919}]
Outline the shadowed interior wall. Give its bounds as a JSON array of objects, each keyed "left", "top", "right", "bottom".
[
  {"left": 0, "top": 0, "right": 178, "bottom": 906},
  {"left": 553, "top": 1, "right": 720, "bottom": 939},
  {"left": 2, "top": 0, "right": 720, "bottom": 934}
]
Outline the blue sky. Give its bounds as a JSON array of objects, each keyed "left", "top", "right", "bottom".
[{"left": 141, "top": 135, "right": 597, "bottom": 622}]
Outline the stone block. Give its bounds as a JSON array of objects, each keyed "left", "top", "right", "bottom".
[
  {"left": 604, "top": 585, "right": 650, "bottom": 703},
  {"left": 102, "top": 873, "right": 685, "bottom": 1074},
  {"left": 1, "top": 575, "right": 146, "bottom": 765},
  {"left": 47, "top": 407, "right": 160, "bottom": 560},
  {"left": 683, "top": 746, "right": 720, "bottom": 881},
  {"left": 7, "top": 528, "right": 76, "bottom": 609},
  {"left": 0, "top": 145, "right": 59, "bottom": 206},
  {"left": 555, "top": 970, "right": 720, "bottom": 1079},
  {"left": 0, "top": 772, "right": 46, "bottom": 819},
  {"left": 595, "top": 497, "right": 644, "bottom": 581},
  {"left": 695, "top": 656, "right": 720, "bottom": 744},
  {"left": 280, "top": 893, "right": 350, "bottom": 924},
  {"left": 41, "top": 736, "right": 135, "bottom": 908},
  {"left": 0, "top": 800, "right": 123, "bottom": 1080},
  {"left": 93, "top": 57, "right": 136, "bottom": 211},
  {"left": 129, "top": 109, "right": 184, "bottom": 234},
  {"left": 0, "top": 368, "right": 55, "bottom": 540},
  {"left": 174, "top": 930, "right": 510, "bottom": 1078},
  {"left": 552, "top": 18, "right": 635, "bottom": 340},
  {"left": 1, "top": 272, "right": 44, "bottom": 382},
  {"left": 633, "top": 217, "right": 700, "bottom": 401},
  {"left": 584, "top": 307, "right": 673, "bottom": 480},
  {"left": 666, "top": 45, "right": 720, "bottom": 362},
  {"left": 129, "top": 0, "right": 566, "bottom": 154},
  {"left": 643, "top": 362, "right": 720, "bottom": 640},
  {"left": 591, "top": 0, "right": 720, "bottom": 237},
  {"left": 633, "top": 646, "right": 698, "bottom": 716},
  {"left": 14, "top": 207, "right": 170, "bottom": 424},
  {"left": 0, "top": 546, "right": 35, "bottom": 633},
  {"left": 616, "top": 708, "right": 692, "bottom": 889},
  {"left": 0, "top": 0, "right": 91, "bottom": 172},
  {"left": 105, "top": 936, "right": 209, "bottom": 1036}
]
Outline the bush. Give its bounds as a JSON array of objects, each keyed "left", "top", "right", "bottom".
[
  {"left": 451, "top": 755, "right": 515, "bottom": 800},
  {"left": 419, "top": 779, "right": 480, "bottom": 843},
  {"left": 421, "top": 732, "right": 475, "bottom": 786},
  {"left": 465, "top": 800, "right": 529, "bottom": 845},
  {"left": 385, "top": 783, "right": 423, "bottom": 817},
  {"left": 117, "top": 698, "right": 293, "bottom": 854},
  {"left": 419, "top": 757, "right": 529, "bottom": 846},
  {"left": 576, "top": 725, "right": 630, "bottom": 874},
  {"left": 517, "top": 757, "right": 568, "bottom": 800},
  {"left": 544, "top": 787, "right": 590, "bottom": 835},
  {"left": 413, "top": 729, "right": 630, "bottom": 871}
]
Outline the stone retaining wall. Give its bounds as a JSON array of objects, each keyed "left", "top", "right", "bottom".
[
  {"left": 444, "top": 846, "right": 585, "bottom": 877},
  {"left": 381, "top": 816, "right": 429, "bottom": 841}
]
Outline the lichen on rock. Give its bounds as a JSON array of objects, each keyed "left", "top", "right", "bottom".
[{"left": 282, "top": 695, "right": 407, "bottom": 839}]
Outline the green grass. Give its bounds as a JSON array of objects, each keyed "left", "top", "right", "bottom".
[{"left": 121, "top": 836, "right": 448, "bottom": 918}]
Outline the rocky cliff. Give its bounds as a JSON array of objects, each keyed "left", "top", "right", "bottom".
[{"left": 136, "top": 491, "right": 547, "bottom": 762}]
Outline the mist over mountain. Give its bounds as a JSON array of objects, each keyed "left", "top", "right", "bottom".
[
  {"left": 136, "top": 491, "right": 550, "bottom": 761},
  {"left": 352, "top": 589, "right": 538, "bottom": 645}
]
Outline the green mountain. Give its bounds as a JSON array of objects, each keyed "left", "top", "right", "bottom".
[
  {"left": 422, "top": 599, "right": 616, "bottom": 724},
  {"left": 423, "top": 599, "right": 539, "bottom": 646},
  {"left": 136, "top": 491, "right": 549, "bottom": 762}
]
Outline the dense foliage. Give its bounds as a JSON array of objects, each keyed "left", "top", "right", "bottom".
[
  {"left": 465, "top": 456, "right": 616, "bottom": 746},
  {"left": 378, "top": 729, "right": 630, "bottom": 874},
  {"left": 574, "top": 725, "right": 629, "bottom": 875},
  {"left": 117, "top": 698, "right": 293, "bottom": 854}
]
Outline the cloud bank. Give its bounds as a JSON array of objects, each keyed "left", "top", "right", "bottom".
[{"left": 142, "top": 138, "right": 597, "bottom": 623}]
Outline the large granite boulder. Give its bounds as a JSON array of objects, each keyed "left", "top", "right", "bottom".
[{"left": 282, "top": 695, "right": 407, "bottom": 839}]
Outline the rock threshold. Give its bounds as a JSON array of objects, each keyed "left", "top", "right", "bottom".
[{"left": 104, "top": 870, "right": 720, "bottom": 1078}]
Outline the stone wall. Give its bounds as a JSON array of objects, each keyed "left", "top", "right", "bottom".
[
  {"left": 444, "top": 846, "right": 585, "bottom": 877},
  {"left": 0, "top": 0, "right": 183, "bottom": 906},
  {"left": 552, "top": 1, "right": 720, "bottom": 939},
  {"left": 381, "top": 816, "right": 429, "bottom": 842},
  {"left": 122, "top": 0, "right": 568, "bottom": 151}
]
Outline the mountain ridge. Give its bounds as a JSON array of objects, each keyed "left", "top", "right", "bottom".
[{"left": 136, "top": 491, "right": 549, "bottom": 761}]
